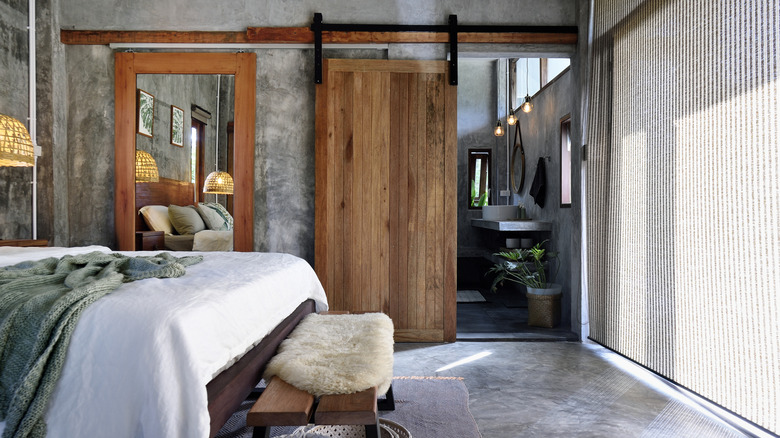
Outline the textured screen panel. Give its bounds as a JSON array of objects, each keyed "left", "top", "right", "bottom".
[{"left": 586, "top": 0, "right": 779, "bottom": 433}]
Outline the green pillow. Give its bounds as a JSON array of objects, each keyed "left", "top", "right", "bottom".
[
  {"left": 168, "top": 205, "right": 206, "bottom": 235},
  {"left": 201, "top": 202, "right": 233, "bottom": 230},
  {"left": 196, "top": 203, "right": 228, "bottom": 231}
]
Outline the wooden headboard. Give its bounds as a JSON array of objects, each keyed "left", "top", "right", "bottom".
[{"left": 135, "top": 177, "right": 196, "bottom": 231}]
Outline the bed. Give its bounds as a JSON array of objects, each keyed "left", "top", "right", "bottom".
[
  {"left": 0, "top": 245, "right": 329, "bottom": 438},
  {"left": 136, "top": 177, "right": 234, "bottom": 252}
]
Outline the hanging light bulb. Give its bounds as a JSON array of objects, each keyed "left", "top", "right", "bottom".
[
  {"left": 520, "top": 58, "right": 533, "bottom": 113},
  {"left": 506, "top": 108, "right": 518, "bottom": 125},
  {"left": 520, "top": 95, "right": 533, "bottom": 113},
  {"left": 493, "top": 120, "right": 504, "bottom": 137}
]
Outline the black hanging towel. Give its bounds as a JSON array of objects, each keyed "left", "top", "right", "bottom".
[{"left": 530, "top": 157, "right": 547, "bottom": 208}]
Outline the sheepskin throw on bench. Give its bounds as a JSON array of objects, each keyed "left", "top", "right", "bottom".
[{"left": 263, "top": 313, "right": 394, "bottom": 397}]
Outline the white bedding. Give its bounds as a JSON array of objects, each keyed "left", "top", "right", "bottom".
[
  {"left": 0, "top": 246, "right": 328, "bottom": 438},
  {"left": 192, "top": 229, "right": 234, "bottom": 251}
]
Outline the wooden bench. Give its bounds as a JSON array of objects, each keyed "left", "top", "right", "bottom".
[
  {"left": 247, "top": 377, "right": 314, "bottom": 438},
  {"left": 246, "top": 311, "right": 394, "bottom": 438},
  {"left": 248, "top": 378, "right": 385, "bottom": 438}
]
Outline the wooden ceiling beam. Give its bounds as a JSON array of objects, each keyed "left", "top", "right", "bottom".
[
  {"left": 61, "top": 27, "right": 577, "bottom": 45},
  {"left": 60, "top": 30, "right": 250, "bottom": 45}
]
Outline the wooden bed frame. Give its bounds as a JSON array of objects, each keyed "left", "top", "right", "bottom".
[
  {"left": 135, "top": 177, "right": 196, "bottom": 232},
  {"left": 206, "top": 299, "right": 316, "bottom": 437}
]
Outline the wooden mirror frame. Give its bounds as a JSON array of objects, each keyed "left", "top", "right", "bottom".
[{"left": 114, "top": 52, "right": 256, "bottom": 251}]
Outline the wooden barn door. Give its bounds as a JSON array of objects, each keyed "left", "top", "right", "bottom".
[{"left": 315, "top": 59, "right": 457, "bottom": 342}]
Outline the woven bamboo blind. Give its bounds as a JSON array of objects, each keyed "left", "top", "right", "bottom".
[{"left": 586, "top": 0, "right": 778, "bottom": 433}]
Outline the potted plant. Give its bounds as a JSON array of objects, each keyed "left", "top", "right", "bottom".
[{"left": 488, "top": 240, "right": 561, "bottom": 328}]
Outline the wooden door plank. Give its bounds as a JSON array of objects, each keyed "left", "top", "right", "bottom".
[
  {"left": 325, "top": 65, "right": 338, "bottom": 303},
  {"left": 396, "top": 73, "right": 410, "bottom": 330},
  {"left": 443, "top": 67, "right": 458, "bottom": 342},
  {"left": 342, "top": 72, "right": 355, "bottom": 313},
  {"left": 379, "top": 71, "right": 391, "bottom": 314},
  {"left": 406, "top": 73, "right": 419, "bottom": 330},
  {"left": 369, "top": 71, "right": 382, "bottom": 313},
  {"left": 360, "top": 72, "right": 373, "bottom": 312},
  {"left": 424, "top": 74, "right": 440, "bottom": 330},
  {"left": 351, "top": 72, "right": 365, "bottom": 313},
  {"left": 415, "top": 75, "right": 428, "bottom": 330},
  {"left": 388, "top": 73, "right": 401, "bottom": 323},
  {"left": 314, "top": 70, "right": 329, "bottom": 289},
  {"left": 394, "top": 329, "right": 444, "bottom": 343},
  {"left": 314, "top": 64, "right": 329, "bottom": 286},
  {"left": 432, "top": 74, "right": 446, "bottom": 330},
  {"left": 332, "top": 71, "right": 346, "bottom": 311}
]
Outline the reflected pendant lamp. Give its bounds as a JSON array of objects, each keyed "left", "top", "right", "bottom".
[
  {"left": 135, "top": 150, "right": 159, "bottom": 182},
  {"left": 0, "top": 114, "right": 35, "bottom": 167},
  {"left": 203, "top": 74, "right": 234, "bottom": 195},
  {"left": 203, "top": 170, "right": 234, "bottom": 194}
]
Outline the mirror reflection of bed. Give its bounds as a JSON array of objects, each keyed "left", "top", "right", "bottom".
[
  {"left": 135, "top": 177, "right": 234, "bottom": 251},
  {"left": 134, "top": 73, "right": 235, "bottom": 251}
]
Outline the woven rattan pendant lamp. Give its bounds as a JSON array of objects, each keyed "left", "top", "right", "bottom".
[
  {"left": 135, "top": 149, "right": 159, "bottom": 182},
  {"left": 0, "top": 114, "right": 35, "bottom": 167},
  {"left": 203, "top": 74, "right": 234, "bottom": 195}
]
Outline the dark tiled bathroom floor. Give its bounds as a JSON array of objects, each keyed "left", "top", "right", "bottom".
[{"left": 456, "top": 287, "right": 578, "bottom": 341}]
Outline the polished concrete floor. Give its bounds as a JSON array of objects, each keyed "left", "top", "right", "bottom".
[
  {"left": 393, "top": 342, "right": 752, "bottom": 438},
  {"left": 457, "top": 288, "right": 578, "bottom": 341}
]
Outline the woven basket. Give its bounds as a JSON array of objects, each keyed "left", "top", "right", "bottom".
[
  {"left": 278, "top": 419, "right": 411, "bottom": 438},
  {"left": 526, "top": 284, "right": 561, "bottom": 328}
]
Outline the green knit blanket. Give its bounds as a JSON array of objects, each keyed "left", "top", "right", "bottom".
[{"left": 0, "top": 251, "right": 203, "bottom": 438}]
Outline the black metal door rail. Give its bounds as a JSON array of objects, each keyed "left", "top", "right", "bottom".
[{"left": 310, "top": 13, "right": 578, "bottom": 86}]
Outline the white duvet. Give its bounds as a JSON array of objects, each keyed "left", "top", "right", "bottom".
[{"left": 0, "top": 246, "right": 328, "bottom": 438}]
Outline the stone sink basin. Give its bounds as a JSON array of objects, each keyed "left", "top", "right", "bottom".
[{"left": 481, "top": 205, "right": 518, "bottom": 221}]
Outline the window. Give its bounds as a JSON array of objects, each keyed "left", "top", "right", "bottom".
[{"left": 515, "top": 58, "right": 570, "bottom": 107}]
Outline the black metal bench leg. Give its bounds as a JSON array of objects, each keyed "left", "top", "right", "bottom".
[
  {"left": 377, "top": 383, "right": 395, "bottom": 411},
  {"left": 365, "top": 420, "right": 380, "bottom": 438},
  {"left": 252, "top": 426, "right": 270, "bottom": 438}
]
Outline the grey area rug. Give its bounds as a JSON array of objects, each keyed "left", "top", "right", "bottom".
[
  {"left": 457, "top": 290, "right": 486, "bottom": 303},
  {"left": 216, "top": 377, "right": 482, "bottom": 438}
]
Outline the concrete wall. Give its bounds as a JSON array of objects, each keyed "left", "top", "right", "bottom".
[
  {"left": 512, "top": 69, "right": 575, "bottom": 329},
  {"left": 59, "top": 0, "right": 574, "bottom": 29},
  {"left": 457, "top": 59, "right": 498, "bottom": 253}
]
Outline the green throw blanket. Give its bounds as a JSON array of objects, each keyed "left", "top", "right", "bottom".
[{"left": 0, "top": 251, "right": 202, "bottom": 438}]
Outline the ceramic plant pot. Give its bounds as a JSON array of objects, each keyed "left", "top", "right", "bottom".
[{"left": 526, "top": 283, "right": 562, "bottom": 328}]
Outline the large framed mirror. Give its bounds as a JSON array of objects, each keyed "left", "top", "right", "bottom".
[{"left": 115, "top": 52, "right": 256, "bottom": 251}]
